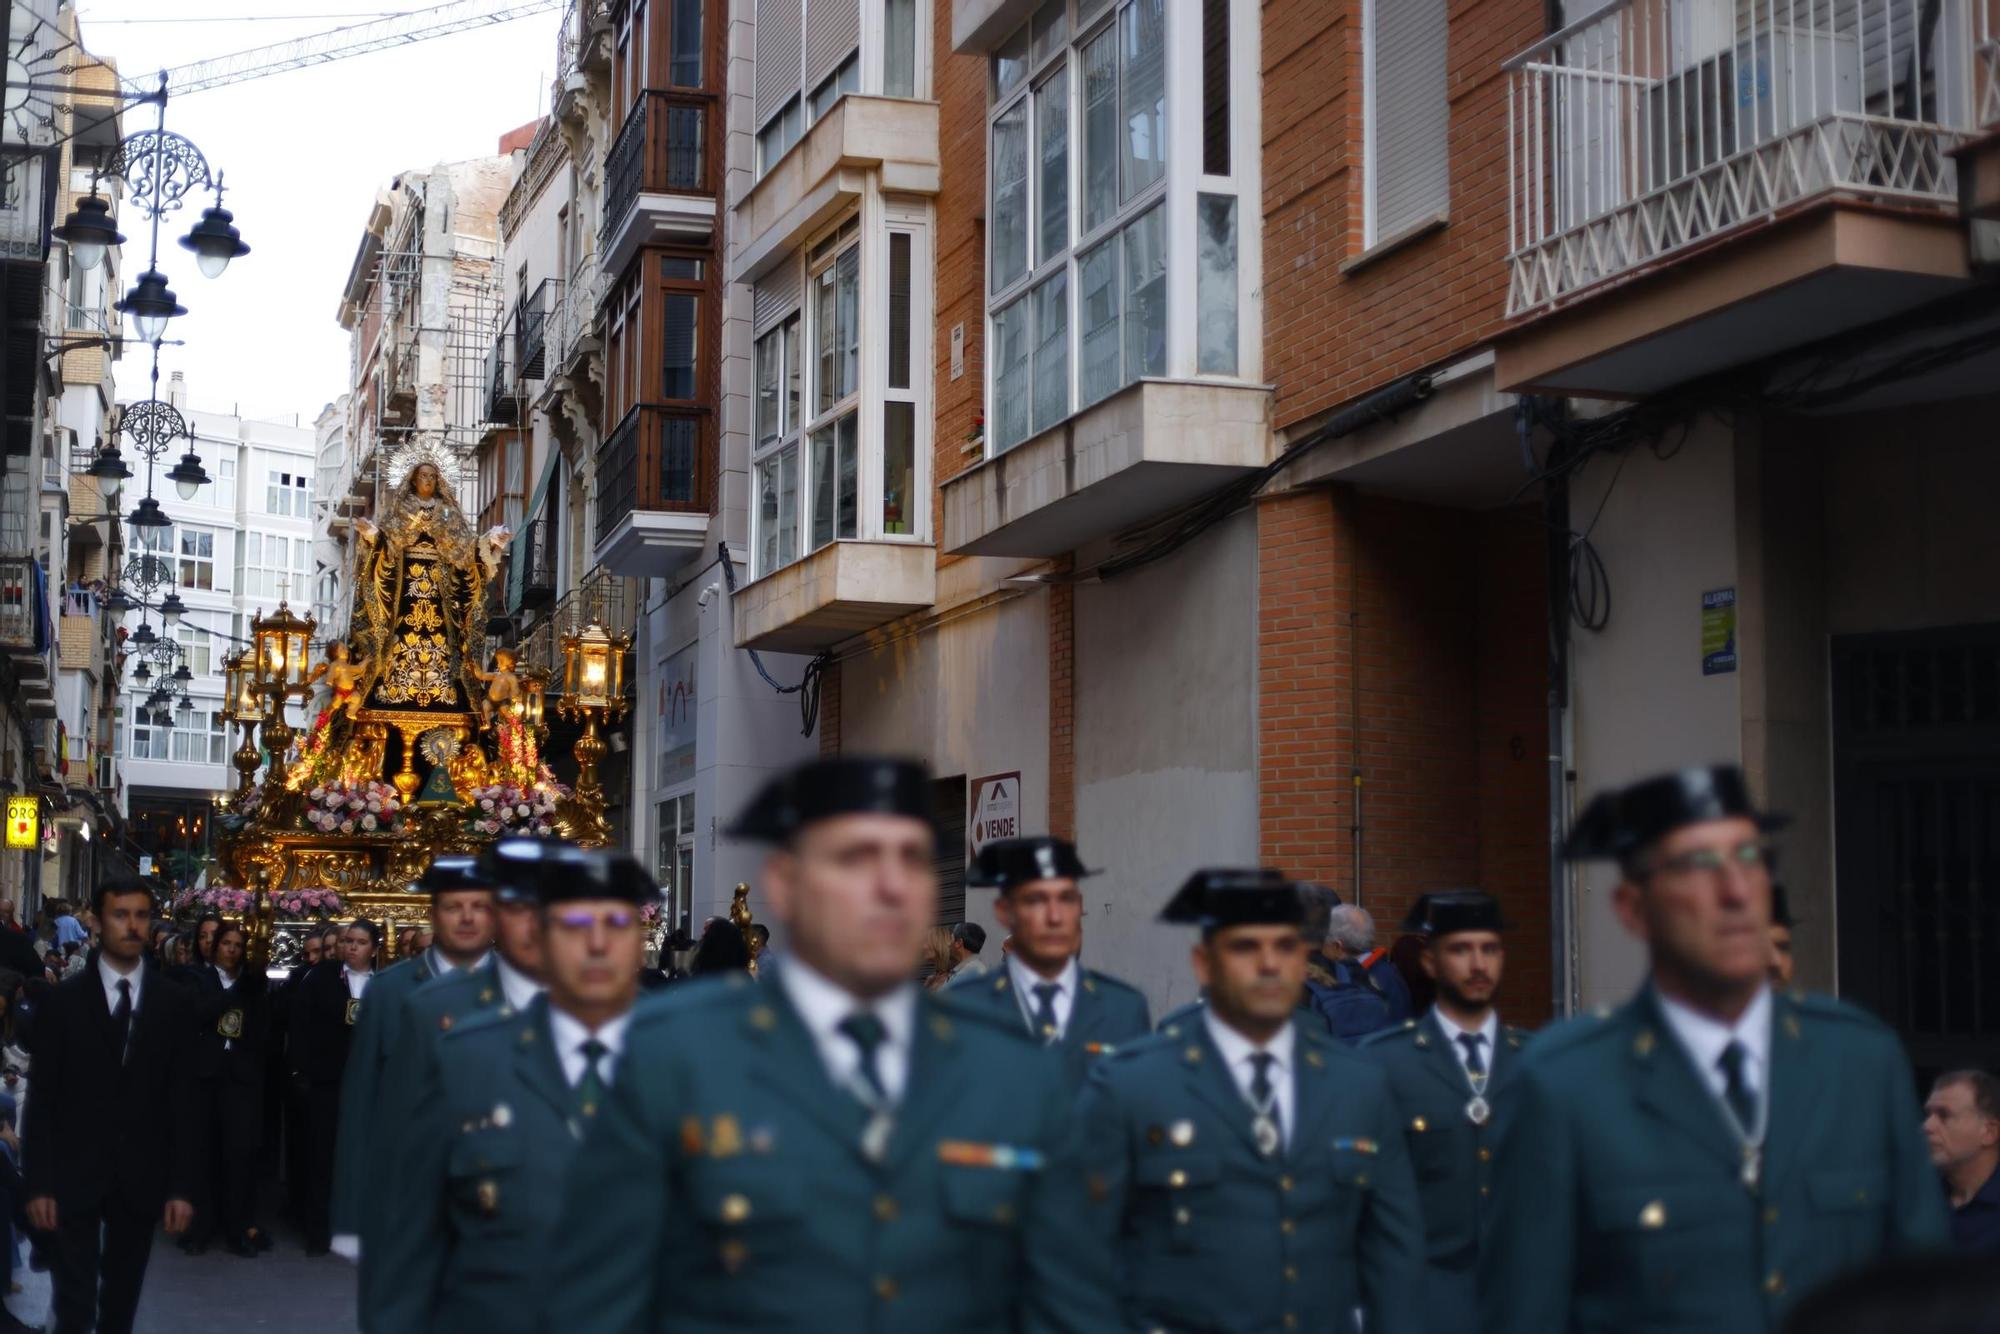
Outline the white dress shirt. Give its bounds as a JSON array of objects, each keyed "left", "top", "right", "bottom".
[
  {"left": 494, "top": 955, "right": 543, "bottom": 1013},
  {"left": 1431, "top": 1007, "right": 1500, "bottom": 1083},
  {"left": 1656, "top": 984, "right": 1772, "bottom": 1131},
  {"left": 1004, "top": 954, "right": 1080, "bottom": 1040},
  {"left": 98, "top": 954, "right": 142, "bottom": 1013},
  {"left": 1203, "top": 1010, "right": 1297, "bottom": 1150},
  {"left": 344, "top": 967, "right": 372, "bottom": 1000},
  {"left": 548, "top": 1008, "right": 631, "bottom": 1089},
  {"left": 778, "top": 955, "right": 917, "bottom": 1106}
]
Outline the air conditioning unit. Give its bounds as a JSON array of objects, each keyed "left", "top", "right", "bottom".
[{"left": 1648, "top": 25, "right": 1861, "bottom": 184}]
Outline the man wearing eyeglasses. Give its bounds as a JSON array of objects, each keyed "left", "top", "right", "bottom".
[
  {"left": 1479, "top": 765, "right": 1948, "bottom": 1334},
  {"left": 369, "top": 842, "right": 650, "bottom": 1334}
]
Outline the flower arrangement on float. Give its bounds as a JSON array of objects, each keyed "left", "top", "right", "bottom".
[
  {"left": 173, "top": 884, "right": 255, "bottom": 916},
  {"left": 273, "top": 887, "right": 346, "bottom": 918},
  {"left": 468, "top": 773, "right": 568, "bottom": 837},
  {"left": 304, "top": 779, "right": 405, "bottom": 835}
]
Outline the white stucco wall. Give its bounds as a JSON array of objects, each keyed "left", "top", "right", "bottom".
[
  {"left": 1567, "top": 417, "right": 1742, "bottom": 1008},
  {"left": 1074, "top": 510, "right": 1260, "bottom": 1019}
]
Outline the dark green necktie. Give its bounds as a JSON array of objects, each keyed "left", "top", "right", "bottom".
[
  {"left": 1718, "top": 1040, "right": 1757, "bottom": 1135},
  {"left": 838, "top": 1011, "right": 890, "bottom": 1106},
  {"left": 575, "top": 1037, "right": 609, "bottom": 1114},
  {"left": 1030, "top": 983, "right": 1061, "bottom": 1043}
]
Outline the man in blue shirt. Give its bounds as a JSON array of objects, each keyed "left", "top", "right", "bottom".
[{"left": 1923, "top": 1070, "right": 2000, "bottom": 1255}]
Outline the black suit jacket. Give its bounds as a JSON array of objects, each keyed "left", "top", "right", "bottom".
[
  {"left": 292, "top": 961, "right": 362, "bottom": 1087},
  {"left": 187, "top": 966, "right": 271, "bottom": 1086},
  {"left": 20, "top": 960, "right": 204, "bottom": 1213}
]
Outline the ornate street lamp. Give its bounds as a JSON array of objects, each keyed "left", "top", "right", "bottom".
[
  {"left": 88, "top": 441, "right": 132, "bottom": 502},
  {"left": 178, "top": 182, "right": 250, "bottom": 280},
  {"left": 115, "top": 269, "right": 186, "bottom": 345},
  {"left": 251, "top": 600, "right": 315, "bottom": 788},
  {"left": 51, "top": 191, "right": 126, "bottom": 272},
  {"left": 556, "top": 621, "right": 630, "bottom": 846},
  {"left": 222, "top": 650, "right": 268, "bottom": 796},
  {"left": 157, "top": 590, "right": 187, "bottom": 627}
]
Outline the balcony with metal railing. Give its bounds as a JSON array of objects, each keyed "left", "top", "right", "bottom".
[
  {"left": 1498, "top": 0, "right": 1981, "bottom": 395},
  {"left": 600, "top": 90, "right": 720, "bottom": 281},
  {"left": 518, "top": 279, "right": 559, "bottom": 381},
  {"left": 0, "top": 552, "right": 57, "bottom": 717},
  {"left": 1955, "top": 1, "right": 2000, "bottom": 214},
  {"left": 513, "top": 515, "right": 557, "bottom": 611},
  {"left": 487, "top": 335, "right": 524, "bottom": 425},
  {"left": 552, "top": 252, "right": 601, "bottom": 374},
  {"left": 592, "top": 403, "right": 711, "bottom": 577}
]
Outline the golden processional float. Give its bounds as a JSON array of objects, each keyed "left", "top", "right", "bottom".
[{"left": 208, "top": 462, "right": 632, "bottom": 966}]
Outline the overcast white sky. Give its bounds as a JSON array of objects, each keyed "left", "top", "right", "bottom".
[{"left": 75, "top": 1, "right": 555, "bottom": 425}]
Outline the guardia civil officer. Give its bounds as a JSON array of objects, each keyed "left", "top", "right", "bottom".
[
  {"left": 329, "top": 856, "right": 495, "bottom": 1261},
  {"left": 1479, "top": 765, "right": 1950, "bottom": 1334},
  {"left": 1360, "top": 890, "right": 1525, "bottom": 1333},
  {"left": 945, "top": 836, "right": 1150, "bottom": 1084},
  {"left": 355, "top": 840, "right": 550, "bottom": 1320},
  {"left": 547, "top": 757, "right": 1115, "bottom": 1333},
  {"left": 371, "top": 844, "right": 652, "bottom": 1334},
  {"left": 1075, "top": 869, "right": 1425, "bottom": 1334}
]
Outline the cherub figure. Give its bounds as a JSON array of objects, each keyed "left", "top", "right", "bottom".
[
  {"left": 471, "top": 647, "right": 521, "bottom": 730},
  {"left": 306, "top": 642, "right": 373, "bottom": 721}
]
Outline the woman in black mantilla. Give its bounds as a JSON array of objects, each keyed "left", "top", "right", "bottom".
[{"left": 350, "top": 461, "right": 508, "bottom": 713}]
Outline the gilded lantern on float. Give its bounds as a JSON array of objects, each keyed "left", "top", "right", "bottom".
[
  {"left": 252, "top": 602, "right": 314, "bottom": 695},
  {"left": 559, "top": 621, "right": 626, "bottom": 715},
  {"left": 223, "top": 650, "right": 268, "bottom": 725}
]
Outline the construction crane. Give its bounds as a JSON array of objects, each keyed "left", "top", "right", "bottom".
[{"left": 123, "top": 0, "right": 564, "bottom": 98}]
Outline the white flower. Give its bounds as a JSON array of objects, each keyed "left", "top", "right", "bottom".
[
  {"left": 516, "top": 803, "right": 530, "bottom": 818},
  {"left": 340, "top": 819, "right": 355, "bottom": 834},
  {"left": 480, "top": 798, "right": 494, "bottom": 811},
  {"left": 361, "top": 814, "right": 377, "bottom": 831}
]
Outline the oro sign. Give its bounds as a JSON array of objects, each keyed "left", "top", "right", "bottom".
[
  {"left": 6, "top": 797, "right": 36, "bottom": 850},
  {"left": 969, "top": 772, "right": 1021, "bottom": 858}
]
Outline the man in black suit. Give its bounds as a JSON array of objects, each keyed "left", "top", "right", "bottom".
[
  {"left": 21, "top": 877, "right": 202, "bottom": 1334},
  {"left": 291, "top": 917, "right": 378, "bottom": 1256}
]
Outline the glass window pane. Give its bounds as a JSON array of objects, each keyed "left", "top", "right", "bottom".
[
  {"left": 662, "top": 294, "right": 698, "bottom": 400},
  {"left": 884, "top": 0, "right": 917, "bottom": 98},
  {"left": 1032, "top": 272, "right": 1068, "bottom": 435},
  {"left": 815, "top": 263, "right": 837, "bottom": 414},
  {"left": 994, "top": 24, "right": 1029, "bottom": 99},
  {"left": 1078, "top": 239, "right": 1120, "bottom": 406},
  {"left": 780, "top": 447, "right": 798, "bottom": 566},
  {"left": 755, "top": 328, "right": 780, "bottom": 447},
  {"left": 836, "top": 412, "right": 858, "bottom": 540},
  {"left": 1036, "top": 68, "right": 1069, "bottom": 266},
  {"left": 1031, "top": 0, "right": 1069, "bottom": 65},
  {"left": 1120, "top": 0, "right": 1166, "bottom": 202},
  {"left": 990, "top": 100, "right": 1029, "bottom": 293},
  {"left": 669, "top": 0, "right": 703, "bottom": 87},
  {"left": 883, "top": 401, "right": 915, "bottom": 535},
  {"left": 991, "top": 297, "right": 1030, "bottom": 453},
  {"left": 1082, "top": 29, "right": 1118, "bottom": 233},
  {"left": 757, "top": 445, "right": 799, "bottom": 577},
  {"left": 810, "top": 421, "right": 837, "bottom": 549},
  {"left": 1196, "top": 194, "right": 1239, "bottom": 375},
  {"left": 1122, "top": 205, "right": 1166, "bottom": 380},
  {"left": 835, "top": 246, "right": 859, "bottom": 402},
  {"left": 887, "top": 233, "right": 913, "bottom": 390},
  {"left": 782, "top": 317, "right": 801, "bottom": 433},
  {"left": 1202, "top": 0, "right": 1230, "bottom": 175}
]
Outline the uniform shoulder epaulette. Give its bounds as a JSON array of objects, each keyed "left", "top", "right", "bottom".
[
  {"left": 440, "top": 1004, "right": 518, "bottom": 1044},
  {"left": 931, "top": 996, "right": 1042, "bottom": 1047},
  {"left": 375, "top": 955, "right": 422, "bottom": 984},
  {"left": 1787, "top": 990, "right": 1892, "bottom": 1034},
  {"left": 1355, "top": 1021, "right": 1417, "bottom": 1049},
  {"left": 1502, "top": 1025, "right": 1531, "bottom": 1050},
  {"left": 1082, "top": 969, "right": 1145, "bottom": 999},
  {"left": 1515, "top": 1007, "right": 1626, "bottom": 1063},
  {"left": 629, "top": 974, "right": 747, "bottom": 1025},
  {"left": 1101, "top": 1030, "right": 1176, "bottom": 1064}
]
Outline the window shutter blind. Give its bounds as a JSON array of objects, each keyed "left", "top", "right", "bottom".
[
  {"left": 1370, "top": 0, "right": 1449, "bottom": 242},
  {"left": 752, "top": 262, "right": 802, "bottom": 334},
  {"left": 805, "top": 0, "right": 860, "bottom": 90},
  {"left": 756, "top": 0, "right": 803, "bottom": 125}
]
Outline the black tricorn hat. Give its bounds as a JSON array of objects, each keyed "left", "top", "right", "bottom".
[
  {"left": 475, "top": 835, "right": 577, "bottom": 904},
  {"left": 1160, "top": 868, "right": 1304, "bottom": 930},
  {"left": 1564, "top": 765, "right": 1789, "bottom": 863},
  {"left": 967, "top": 836, "right": 1097, "bottom": 890},
  {"left": 537, "top": 845, "right": 659, "bottom": 908},
  {"left": 727, "top": 757, "right": 935, "bottom": 844},
  {"left": 414, "top": 855, "right": 494, "bottom": 897},
  {"left": 1403, "top": 890, "right": 1506, "bottom": 937}
]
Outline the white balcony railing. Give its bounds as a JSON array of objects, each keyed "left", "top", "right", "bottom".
[
  {"left": 552, "top": 250, "right": 601, "bottom": 372},
  {"left": 1506, "top": 0, "right": 1979, "bottom": 314}
]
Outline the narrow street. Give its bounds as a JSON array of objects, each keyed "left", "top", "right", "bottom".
[{"left": 5, "top": 1222, "right": 358, "bottom": 1333}]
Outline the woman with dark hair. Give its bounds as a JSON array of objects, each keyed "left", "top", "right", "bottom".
[
  {"left": 689, "top": 919, "right": 752, "bottom": 975},
  {"left": 187, "top": 922, "right": 272, "bottom": 1257},
  {"left": 189, "top": 914, "right": 223, "bottom": 976}
]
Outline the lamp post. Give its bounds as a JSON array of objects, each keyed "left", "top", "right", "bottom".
[
  {"left": 555, "top": 621, "right": 629, "bottom": 847},
  {"left": 250, "top": 601, "right": 314, "bottom": 789}
]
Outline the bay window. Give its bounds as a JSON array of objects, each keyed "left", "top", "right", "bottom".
[
  {"left": 751, "top": 0, "right": 930, "bottom": 181},
  {"left": 985, "top": 0, "right": 1252, "bottom": 458},
  {"left": 749, "top": 209, "right": 930, "bottom": 579}
]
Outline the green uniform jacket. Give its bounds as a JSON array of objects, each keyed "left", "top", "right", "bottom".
[
  {"left": 371, "top": 995, "right": 586, "bottom": 1334},
  {"left": 1359, "top": 1012, "right": 1528, "bottom": 1334},
  {"left": 1154, "top": 999, "right": 1205, "bottom": 1034},
  {"left": 331, "top": 950, "right": 443, "bottom": 1236},
  {"left": 1074, "top": 1017, "right": 1426, "bottom": 1334},
  {"left": 356, "top": 959, "right": 516, "bottom": 1326},
  {"left": 548, "top": 968, "right": 1119, "bottom": 1334},
  {"left": 1478, "top": 987, "right": 1950, "bottom": 1334},
  {"left": 943, "top": 966, "right": 1152, "bottom": 1087}
]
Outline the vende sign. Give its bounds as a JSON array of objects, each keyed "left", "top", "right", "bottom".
[{"left": 969, "top": 772, "right": 1021, "bottom": 858}]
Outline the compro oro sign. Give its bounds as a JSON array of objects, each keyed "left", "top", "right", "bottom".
[
  {"left": 969, "top": 772, "right": 1021, "bottom": 858},
  {"left": 6, "top": 797, "right": 37, "bottom": 850}
]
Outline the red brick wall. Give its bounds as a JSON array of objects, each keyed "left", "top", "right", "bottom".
[
  {"left": 1262, "top": 0, "right": 1545, "bottom": 432},
  {"left": 1257, "top": 488, "right": 1554, "bottom": 1021},
  {"left": 932, "top": 30, "right": 988, "bottom": 567}
]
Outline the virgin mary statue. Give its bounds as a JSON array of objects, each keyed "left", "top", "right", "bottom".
[{"left": 352, "top": 461, "right": 508, "bottom": 712}]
